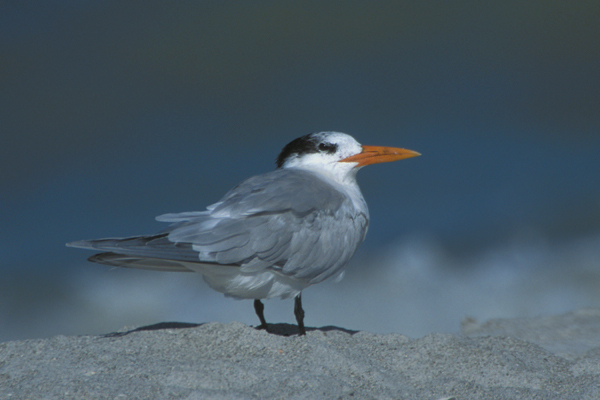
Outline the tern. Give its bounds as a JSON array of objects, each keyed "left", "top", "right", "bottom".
[{"left": 68, "top": 132, "right": 419, "bottom": 335}]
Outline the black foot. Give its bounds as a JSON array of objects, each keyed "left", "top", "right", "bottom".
[
  {"left": 294, "top": 293, "right": 306, "bottom": 336},
  {"left": 254, "top": 299, "right": 270, "bottom": 331}
]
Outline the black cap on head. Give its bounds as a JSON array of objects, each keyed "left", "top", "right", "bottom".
[{"left": 276, "top": 133, "right": 339, "bottom": 168}]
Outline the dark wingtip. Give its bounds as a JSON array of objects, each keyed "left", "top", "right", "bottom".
[{"left": 66, "top": 240, "right": 93, "bottom": 249}]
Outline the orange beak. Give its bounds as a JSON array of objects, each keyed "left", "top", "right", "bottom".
[{"left": 340, "top": 145, "right": 421, "bottom": 167}]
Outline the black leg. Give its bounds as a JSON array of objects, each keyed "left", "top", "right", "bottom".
[
  {"left": 254, "top": 299, "right": 269, "bottom": 331},
  {"left": 294, "top": 293, "right": 306, "bottom": 336}
]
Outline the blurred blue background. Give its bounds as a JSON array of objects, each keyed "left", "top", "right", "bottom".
[{"left": 2, "top": 1, "right": 599, "bottom": 341}]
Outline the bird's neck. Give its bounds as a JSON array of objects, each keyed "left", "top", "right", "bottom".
[
  {"left": 287, "top": 165, "right": 367, "bottom": 214},
  {"left": 288, "top": 162, "right": 359, "bottom": 186}
]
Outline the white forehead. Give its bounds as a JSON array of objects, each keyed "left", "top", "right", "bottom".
[
  {"left": 312, "top": 132, "right": 363, "bottom": 158},
  {"left": 277, "top": 131, "right": 366, "bottom": 173}
]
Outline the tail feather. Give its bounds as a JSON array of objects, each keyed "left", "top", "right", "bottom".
[
  {"left": 87, "top": 252, "right": 194, "bottom": 272},
  {"left": 66, "top": 234, "right": 201, "bottom": 263}
]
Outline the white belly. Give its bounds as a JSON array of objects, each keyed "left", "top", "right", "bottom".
[{"left": 182, "top": 262, "right": 310, "bottom": 299}]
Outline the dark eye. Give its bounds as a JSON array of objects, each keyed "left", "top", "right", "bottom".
[{"left": 318, "top": 142, "right": 337, "bottom": 154}]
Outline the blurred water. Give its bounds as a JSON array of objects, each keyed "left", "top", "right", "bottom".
[{"left": 2, "top": 231, "right": 599, "bottom": 341}]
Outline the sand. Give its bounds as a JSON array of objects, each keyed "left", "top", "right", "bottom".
[{"left": 2, "top": 309, "right": 600, "bottom": 399}]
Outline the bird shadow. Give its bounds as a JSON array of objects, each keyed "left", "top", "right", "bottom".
[
  {"left": 103, "top": 321, "right": 204, "bottom": 338},
  {"left": 102, "top": 321, "right": 358, "bottom": 338}
]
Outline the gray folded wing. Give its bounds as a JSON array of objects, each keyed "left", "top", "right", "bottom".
[{"left": 69, "top": 169, "right": 369, "bottom": 284}]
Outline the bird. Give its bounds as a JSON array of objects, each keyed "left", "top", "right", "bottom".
[{"left": 67, "top": 132, "right": 420, "bottom": 335}]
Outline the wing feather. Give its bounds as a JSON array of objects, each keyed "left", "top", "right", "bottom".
[
  {"left": 70, "top": 169, "right": 368, "bottom": 284},
  {"left": 67, "top": 235, "right": 200, "bottom": 262}
]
